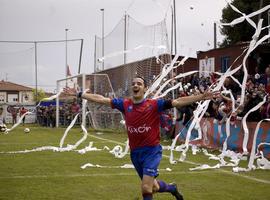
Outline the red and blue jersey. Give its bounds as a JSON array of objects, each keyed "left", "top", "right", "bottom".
[{"left": 111, "top": 98, "right": 172, "bottom": 150}]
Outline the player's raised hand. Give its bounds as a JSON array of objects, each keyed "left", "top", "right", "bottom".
[
  {"left": 203, "top": 90, "right": 220, "bottom": 100},
  {"left": 63, "top": 87, "right": 77, "bottom": 96}
]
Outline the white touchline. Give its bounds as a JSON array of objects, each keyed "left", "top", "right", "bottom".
[
  {"left": 0, "top": 171, "right": 218, "bottom": 179},
  {"left": 88, "top": 133, "right": 126, "bottom": 145}
]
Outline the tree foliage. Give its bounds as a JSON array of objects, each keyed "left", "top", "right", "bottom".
[
  {"left": 32, "top": 88, "right": 46, "bottom": 103},
  {"left": 220, "top": 0, "right": 270, "bottom": 47}
]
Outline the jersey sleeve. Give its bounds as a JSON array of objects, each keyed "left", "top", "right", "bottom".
[
  {"left": 157, "top": 99, "right": 173, "bottom": 112},
  {"left": 111, "top": 98, "right": 125, "bottom": 113}
]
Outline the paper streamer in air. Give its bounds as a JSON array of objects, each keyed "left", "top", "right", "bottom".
[{"left": 97, "top": 45, "right": 167, "bottom": 63}]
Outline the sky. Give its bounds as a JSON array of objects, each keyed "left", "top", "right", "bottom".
[{"left": 0, "top": 0, "right": 229, "bottom": 92}]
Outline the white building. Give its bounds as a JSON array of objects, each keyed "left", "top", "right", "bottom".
[
  {"left": 0, "top": 80, "right": 36, "bottom": 123},
  {"left": 0, "top": 80, "right": 34, "bottom": 104}
]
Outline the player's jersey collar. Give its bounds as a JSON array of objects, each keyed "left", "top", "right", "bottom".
[{"left": 132, "top": 98, "right": 146, "bottom": 105}]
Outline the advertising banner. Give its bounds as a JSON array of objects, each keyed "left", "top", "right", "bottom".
[{"left": 175, "top": 118, "right": 270, "bottom": 158}]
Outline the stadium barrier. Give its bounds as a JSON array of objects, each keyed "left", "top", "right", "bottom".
[{"left": 175, "top": 118, "right": 270, "bottom": 159}]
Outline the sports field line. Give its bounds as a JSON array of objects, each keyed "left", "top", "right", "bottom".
[
  {"left": 89, "top": 134, "right": 270, "bottom": 184},
  {"left": 0, "top": 170, "right": 221, "bottom": 179},
  {"left": 0, "top": 142, "right": 57, "bottom": 145},
  {"left": 89, "top": 133, "right": 126, "bottom": 145}
]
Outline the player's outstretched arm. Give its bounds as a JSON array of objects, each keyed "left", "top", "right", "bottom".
[
  {"left": 172, "top": 91, "right": 219, "bottom": 108},
  {"left": 63, "top": 88, "right": 111, "bottom": 106},
  {"left": 81, "top": 92, "right": 111, "bottom": 105}
]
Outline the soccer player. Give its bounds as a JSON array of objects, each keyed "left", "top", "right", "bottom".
[{"left": 65, "top": 76, "right": 217, "bottom": 200}]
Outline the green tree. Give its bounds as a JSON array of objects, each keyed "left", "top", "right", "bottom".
[
  {"left": 220, "top": 0, "right": 270, "bottom": 47},
  {"left": 32, "top": 88, "right": 46, "bottom": 103}
]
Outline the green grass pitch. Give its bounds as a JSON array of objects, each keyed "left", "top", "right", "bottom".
[{"left": 0, "top": 125, "right": 269, "bottom": 200}]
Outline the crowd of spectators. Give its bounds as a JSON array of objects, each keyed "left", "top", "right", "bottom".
[
  {"left": 176, "top": 65, "right": 270, "bottom": 125},
  {"left": 37, "top": 98, "right": 81, "bottom": 127}
]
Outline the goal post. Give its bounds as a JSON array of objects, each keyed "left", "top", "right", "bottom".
[{"left": 56, "top": 73, "right": 123, "bottom": 129}]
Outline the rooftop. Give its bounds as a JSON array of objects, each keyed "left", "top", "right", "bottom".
[{"left": 0, "top": 80, "right": 33, "bottom": 91}]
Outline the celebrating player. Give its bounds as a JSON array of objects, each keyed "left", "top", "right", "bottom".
[{"left": 65, "top": 76, "right": 216, "bottom": 200}]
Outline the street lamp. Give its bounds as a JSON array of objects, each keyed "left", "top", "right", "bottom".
[{"left": 100, "top": 8, "right": 105, "bottom": 70}]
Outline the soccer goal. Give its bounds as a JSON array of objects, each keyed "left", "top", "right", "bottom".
[{"left": 56, "top": 73, "right": 123, "bottom": 129}]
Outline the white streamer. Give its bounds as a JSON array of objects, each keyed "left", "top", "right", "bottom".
[
  {"left": 144, "top": 53, "right": 180, "bottom": 97},
  {"left": 257, "top": 150, "right": 270, "bottom": 170},
  {"left": 77, "top": 142, "right": 102, "bottom": 154},
  {"left": 241, "top": 96, "right": 266, "bottom": 154},
  {"left": 5, "top": 111, "right": 32, "bottom": 133},
  {"left": 97, "top": 45, "right": 167, "bottom": 62},
  {"left": 248, "top": 119, "right": 270, "bottom": 170},
  {"left": 109, "top": 140, "right": 129, "bottom": 158}
]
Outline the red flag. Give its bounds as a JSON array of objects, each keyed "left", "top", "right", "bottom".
[{"left": 67, "top": 65, "right": 72, "bottom": 77}]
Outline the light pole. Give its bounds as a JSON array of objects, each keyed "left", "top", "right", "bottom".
[
  {"left": 34, "top": 42, "right": 38, "bottom": 103},
  {"left": 170, "top": 5, "right": 174, "bottom": 56},
  {"left": 100, "top": 8, "right": 105, "bottom": 70},
  {"left": 65, "top": 28, "right": 69, "bottom": 79},
  {"left": 173, "top": 0, "right": 177, "bottom": 54},
  {"left": 214, "top": 22, "right": 217, "bottom": 49}
]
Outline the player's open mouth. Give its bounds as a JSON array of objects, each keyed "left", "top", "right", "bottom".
[{"left": 133, "top": 89, "right": 139, "bottom": 94}]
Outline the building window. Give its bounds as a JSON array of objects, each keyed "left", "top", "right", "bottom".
[
  {"left": 221, "top": 56, "right": 230, "bottom": 73},
  {"left": 7, "top": 94, "right": 19, "bottom": 103},
  {"left": 0, "top": 94, "right": 5, "bottom": 102}
]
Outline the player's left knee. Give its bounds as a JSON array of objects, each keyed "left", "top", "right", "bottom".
[{"left": 141, "top": 183, "right": 152, "bottom": 194}]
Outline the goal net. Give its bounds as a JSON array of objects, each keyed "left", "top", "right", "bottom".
[
  {"left": 95, "top": 14, "right": 170, "bottom": 72},
  {"left": 56, "top": 74, "right": 123, "bottom": 130}
]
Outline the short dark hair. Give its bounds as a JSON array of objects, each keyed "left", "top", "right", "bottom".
[{"left": 133, "top": 76, "right": 147, "bottom": 87}]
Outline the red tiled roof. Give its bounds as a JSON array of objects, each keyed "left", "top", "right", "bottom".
[{"left": 0, "top": 80, "right": 32, "bottom": 91}]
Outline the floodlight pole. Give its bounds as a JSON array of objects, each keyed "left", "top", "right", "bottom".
[
  {"left": 170, "top": 5, "right": 174, "bottom": 56},
  {"left": 56, "top": 81, "right": 60, "bottom": 127},
  {"left": 94, "top": 35, "right": 97, "bottom": 72},
  {"left": 124, "top": 12, "right": 127, "bottom": 64},
  {"left": 34, "top": 41, "right": 38, "bottom": 104},
  {"left": 173, "top": 0, "right": 177, "bottom": 54},
  {"left": 101, "top": 8, "right": 105, "bottom": 70},
  {"left": 214, "top": 22, "right": 217, "bottom": 49},
  {"left": 172, "top": 0, "right": 177, "bottom": 123}
]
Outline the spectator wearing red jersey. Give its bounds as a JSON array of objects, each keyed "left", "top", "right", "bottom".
[{"left": 20, "top": 107, "right": 28, "bottom": 125}]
